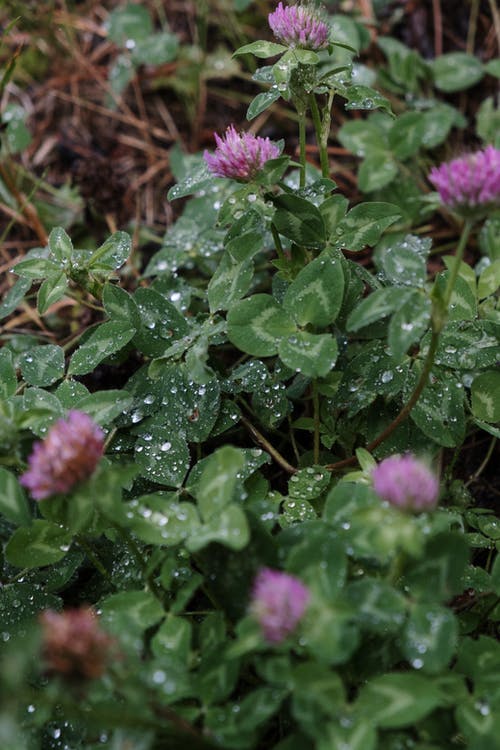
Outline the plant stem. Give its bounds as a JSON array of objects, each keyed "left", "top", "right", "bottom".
[
  {"left": 114, "top": 525, "right": 165, "bottom": 603},
  {"left": 298, "top": 105, "right": 307, "bottom": 188},
  {"left": 327, "top": 220, "right": 473, "bottom": 472},
  {"left": 240, "top": 415, "right": 297, "bottom": 474},
  {"left": 75, "top": 535, "right": 114, "bottom": 583},
  {"left": 271, "top": 223, "right": 286, "bottom": 263},
  {"left": 465, "top": 435, "right": 497, "bottom": 488},
  {"left": 312, "top": 380, "right": 321, "bottom": 463},
  {"left": 309, "top": 93, "right": 330, "bottom": 178}
]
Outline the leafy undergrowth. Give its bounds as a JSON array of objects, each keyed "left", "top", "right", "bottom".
[{"left": 0, "top": 1, "right": 499, "bottom": 749}]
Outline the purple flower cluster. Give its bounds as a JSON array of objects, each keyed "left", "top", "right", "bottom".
[
  {"left": 268, "top": 2, "right": 329, "bottom": 50},
  {"left": 429, "top": 146, "right": 500, "bottom": 213},
  {"left": 372, "top": 454, "right": 439, "bottom": 513},
  {"left": 250, "top": 567, "right": 310, "bottom": 643},
  {"left": 204, "top": 125, "right": 280, "bottom": 181},
  {"left": 40, "top": 607, "right": 114, "bottom": 681},
  {"left": 20, "top": 410, "right": 105, "bottom": 500}
]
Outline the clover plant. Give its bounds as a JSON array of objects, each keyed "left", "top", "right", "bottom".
[{"left": 0, "top": 2, "right": 499, "bottom": 749}]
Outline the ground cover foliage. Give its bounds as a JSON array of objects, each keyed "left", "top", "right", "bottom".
[{"left": 0, "top": 0, "right": 499, "bottom": 748}]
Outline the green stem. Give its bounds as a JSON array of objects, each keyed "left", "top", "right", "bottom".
[
  {"left": 327, "top": 220, "right": 473, "bottom": 472},
  {"left": 312, "top": 380, "right": 321, "bottom": 464},
  {"left": 114, "top": 525, "right": 165, "bottom": 603},
  {"left": 270, "top": 223, "right": 286, "bottom": 263},
  {"left": 298, "top": 106, "right": 307, "bottom": 188},
  {"left": 309, "top": 93, "right": 330, "bottom": 178},
  {"left": 75, "top": 535, "right": 114, "bottom": 583},
  {"left": 441, "top": 221, "right": 473, "bottom": 317}
]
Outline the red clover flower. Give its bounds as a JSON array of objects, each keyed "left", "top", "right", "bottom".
[
  {"left": 268, "top": 2, "right": 330, "bottom": 50},
  {"left": 204, "top": 125, "right": 280, "bottom": 181},
  {"left": 429, "top": 146, "right": 500, "bottom": 216},
  {"left": 40, "top": 607, "right": 114, "bottom": 681},
  {"left": 20, "top": 410, "right": 105, "bottom": 500},
  {"left": 372, "top": 454, "right": 439, "bottom": 513},
  {"left": 250, "top": 567, "right": 310, "bottom": 643}
]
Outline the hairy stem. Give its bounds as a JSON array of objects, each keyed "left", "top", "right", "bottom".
[
  {"left": 298, "top": 106, "right": 307, "bottom": 188},
  {"left": 309, "top": 93, "right": 330, "bottom": 178},
  {"left": 271, "top": 223, "right": 286, "bottom": 263}
]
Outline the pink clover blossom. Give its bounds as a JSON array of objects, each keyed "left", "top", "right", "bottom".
[
  {"left": 204, "top": 125, "right": 280, "bottom": 181},
  {"left": 429, "top": 146, "right": 500, "bottom": 214},
  {"left": 268, "top": 2, "right": 329, "bottom": 50},
  {"left": 250, "top": 567, "right": 310, "bottom": 643},
  {"left": 372, "top": 454, "right": 439, "bottom": 513},
  {"left": 20, "top": 410, "right": 105, "bottom": 500}
]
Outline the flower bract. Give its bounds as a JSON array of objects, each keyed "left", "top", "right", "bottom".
[{"left": 20, "top": 410, "right": 105, "bottom": 500}]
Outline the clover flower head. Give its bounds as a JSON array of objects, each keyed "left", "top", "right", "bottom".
[
  {"left": 40, "top": 607, "right": 114, "bottom": 681},
  {"left": 372, "top": 454, "right": 439, "bottom": 513},
  {"left": 429, "top": 146, "right": 500, "bottom": 215},
  {"left": 204, "top": 125, "right": 280, "bottom": 181},
  {"left": 268, "top": 2, "right": 330, "bottom": 50},
  {"left": 250, "top": 567, "right": 310, "bottom": 643},
  {"left": 20, "top": 410, "right": 105, "bottom": 500}
]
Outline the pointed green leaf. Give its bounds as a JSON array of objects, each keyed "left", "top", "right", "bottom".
[
  {"left": 388, "top": 292, "right": 431, "bottom": 361},
  {"left": 0, "top": 276, "right": 31, "bottom": 319},
  {"left": 356, "top": 673, "right": 442, "bottom": 728},
  {"left": 186, "top": 503, "right": 249, "bottom": 552},
  {"left": 37, "top": 272, "right": 68, "bottom": 314},
  {"left": 278, "top": 332, "right": 338, "bottom": 377},
  {"left": 347, "top": 287, "right": 412, "bottom": 332},
  {"left": 0, "top": 468, "right": 31, "bottom": 526},
  {"left": 195, "top": 446, "right": 245, "bottom": 521},
  {"left": 135, "top": 427, "right": 190, "bottom": 488},
  {"left": 13, "top": 257, "right": 60, "bottom": 279},
  {"left": 20, "top": 345, "right": 65, "bottom": 386},
  {"left": 0, "top": 349, "right": 16, "bottom": 398},
  {"left": 227, "top": 294, "right": 296, "bottom": 357},
  {"left": 48, "top": 226, "right": 73, "bottom": 262},
  {"left": 68, "top": 321, "right": 135, "bottom": 376},
  {"left": 126, "top": 492, "right": 200, "bottom": 546},
  {"left": 75, "top": 389, "right": 133, "bottom": 425},
  {"left": 133, "top": 287, "right": 189, "bottom": 357},
  {"left": 401, "top": 604, "right": 458, "bottom": 673},
  {"left": 432, "top": 52, "right": 483, "bottom": 92},
  {"left": 208, "top": 253, "right": 254, "bottom": 313},
  {"left": 283, "top": 255, "right": 344, "bottom": 327},
  {"left": 333, "top": 202, "right": 401, "bottom": 252},
  {"left": 471, "top": 371, "right": 500, "bottom": 423},
  {"left": 234, "top": 41, "right": 287, "bottom": 58},
  {"left": 88, "top": 231, "right": 131, "bottom": 270},
  {"left": 272, "top": 195, "right": 327, "bottom": 248},
  {"left": 5, "top": 520, "right": 72, "bottom": 569},
  {"left": 103, "top": 282, "right": 141, "bottom": 326}
]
